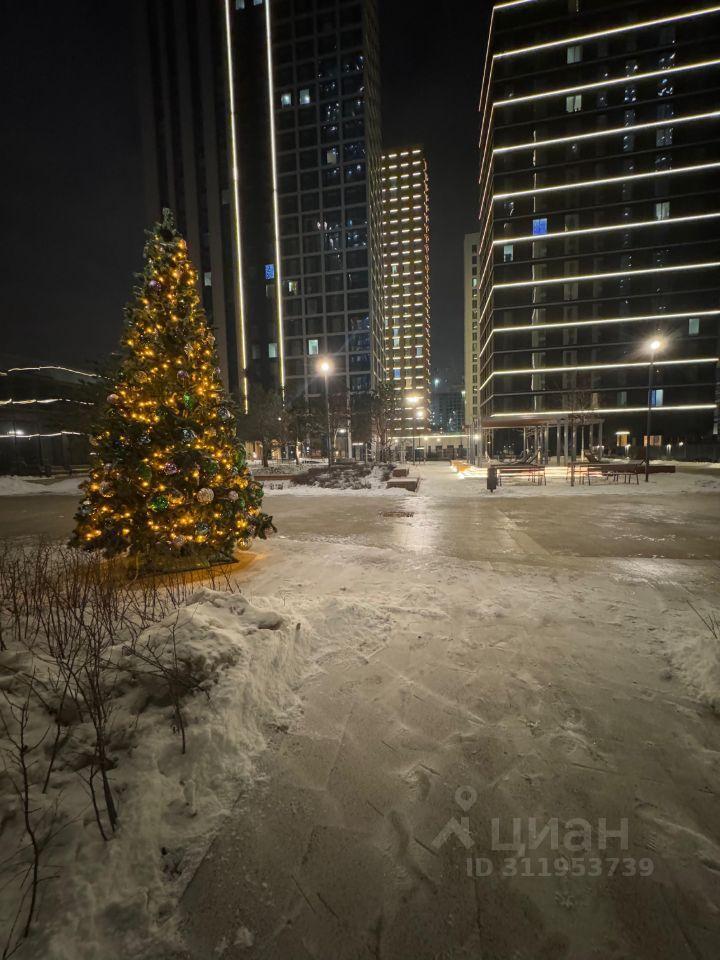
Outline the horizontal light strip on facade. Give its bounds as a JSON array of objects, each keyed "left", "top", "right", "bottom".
[
  {"left": 494, "top": 58, "right": 720, "bottom": 109},
  {"left": 475, "top": 309, "right": 720, "bottom": 363},
  {"left": 494, "top": 160, "right": 720, "bottom": 200},
  {"left": 493, "top": 211, "right": 720, "bottom": 244},
  {"left": 480, "top": 357, "right": 717, "bottom": 391},
  {"left": 490, "top": 404, "right": 716, "bottom": 416},
  {"left": 495, "top": 309, "right": 720, "bottom": 335},
  {"left": 494, "top": 260, "right": 720, "bottom": 290},
  {"left": 494, "top": 4, "right": 720, "bottom": 60},
  {"left": 493, "top": 110, "right": 720, "bottom": 154},
  {"left": 1, "top": 365, "right": 100, "bottom": 378}
]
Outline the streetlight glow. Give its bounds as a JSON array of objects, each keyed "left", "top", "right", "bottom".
[
  {"left": 319, "top": 359, "right": 332, "bottom": 373},
  {"left": 649, "top": 338, "right": 664, "bottom": 353}
]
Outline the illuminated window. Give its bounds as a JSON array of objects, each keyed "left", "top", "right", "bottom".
[
  {"left": 308, "top": 339, "right": 319, "bottom": 356},
  {"left": 688, "top": 317, "right": 700, "bottom": 335},
  {"left": 532, "top": 217, "right": 548, "bottom": 236},
  {"left": 566, "top": 45, "right": 582, "bottom": 64},
  {"left": 566, "top": 94, "right": 582, "bottom": 113},
  {"left": 650, "top": 389, "right": 664, "bottom": 407},
  {"left": 393, "top": 367, "right": 401, "bottom": 380},
  {"left": 617, "top": 391, "right": 627, "bottom": 406},
  {"left": 280, "top": 92, "right": 292, "bottom": 108},
  {"left": 268, "top": 342, "right": 277, "bottom": 359},
  {"left": 655, "top": 201, "right": 670, "bottom": 220},
  {"left": 299, "top": 88, "right": 311, "bottom": 105},
  {"left": 203, "top": 271, "right": 212, "bottom": 287},
  {"left": 503, "top": 244, "right": 514, "bottom": 263},
  {"left": 264, "top": 263, "right": 275, "bottom": 280}
]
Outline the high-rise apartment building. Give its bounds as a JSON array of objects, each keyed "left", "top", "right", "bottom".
[
  {"left": 470, "top": 0, "right": 720, "bottom": 448},
  {"left": 463, "top": 231, "right": 482, "bottom": 427},
  {"left": 380, "top": 148, "right": 431, "bottom": 433},
  {"left": 136, "top": 0, "right": 383, "bottom": 407}
]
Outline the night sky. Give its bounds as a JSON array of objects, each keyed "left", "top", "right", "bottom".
[{"left": 1, "top": 1, "right": 488, "bottom": 382}]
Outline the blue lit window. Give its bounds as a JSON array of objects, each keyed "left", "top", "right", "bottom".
[
  {"left": 532, "top": 218, "right": 548, "bottom": 236},
  {"left": 650, "top": 389, "right": 664, "bottom": 407},
  {"left": 393, "top": 367, "right": 401, "bottom": 380},
  {"left": 264, "top": 263, "right": 275, "bottom": 280}
]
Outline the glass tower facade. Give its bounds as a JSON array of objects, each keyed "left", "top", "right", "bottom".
[
  {"left": 136, "top": 0, "right": 383, "bottom": 407},
  {"left": 471, "top": 0, "right": 720, "bottom": 447}
]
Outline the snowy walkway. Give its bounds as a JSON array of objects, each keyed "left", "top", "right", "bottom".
[{"left": 177, "top": 464, "right": 720, "bottom": 960}]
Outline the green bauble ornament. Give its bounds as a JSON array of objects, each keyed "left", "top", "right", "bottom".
[
  {"left": 182, "top": 392, "right": 195, "bottom": 410},
  {"left": 149, "top": 495, "right": 169, "bottom": 513}
]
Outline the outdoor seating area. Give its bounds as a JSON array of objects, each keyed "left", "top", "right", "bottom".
[{"left": 498, "top": 463, "right": 546, "bottom": 485}]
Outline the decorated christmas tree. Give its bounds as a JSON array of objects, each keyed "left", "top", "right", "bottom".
[{"left": 71, "top": 209, "right": 273, "bottom": 567}]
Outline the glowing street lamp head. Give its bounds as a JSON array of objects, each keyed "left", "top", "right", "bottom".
[
  {"left": 319, "top": 359, "right": 332, "bottom": 374},
  {"left": 407, "top": 394, "right": 420, "bottom": 406},
  {"left": 649, "top": 337, "right": 664, "bottom": 353}
]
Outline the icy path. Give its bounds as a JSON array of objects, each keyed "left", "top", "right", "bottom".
[{"left": 176, "top": 464, "right": 720, "bottom": 959}]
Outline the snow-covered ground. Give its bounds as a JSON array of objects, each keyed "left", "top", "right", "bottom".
[
  {"left": 2, "top": 462, "right": 719, "bottom": 959},
  {"left": 0, "top": 476, "right": 84, "bottom": 496}
]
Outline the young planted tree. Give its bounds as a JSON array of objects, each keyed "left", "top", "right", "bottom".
[{"left": 71, "top": 210, "right": 273, "bottom": 567}]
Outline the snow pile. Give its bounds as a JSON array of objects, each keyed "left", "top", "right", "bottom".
[
  {"left": 0, "top": 586, "right": 319, "bottom": 960},
  {"left": 663, "top": 605, "right": 720, "bottom": 712},
  {"left": 263, "top": 463, "right": 400, "bottom": 495},
  {"left": 0, "top": 476, "right": 84, "bottom": 496}
]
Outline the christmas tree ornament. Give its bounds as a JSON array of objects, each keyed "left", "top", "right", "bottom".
[
  {"left": 219, "top": 407, "right": 232, "bottom": 421},
  {"left": 99, "top": 481, "right": 114, "bottom": 498},
  {"left": 182, "top": 393, "right": 195, "bottom": 410},
  {"left": 107, "top": 393, "right": 119, "bottom": 404},
  {"left": 203, "top": 458, "right": 219, "bottom": 476},
  {"left": 163, "top": 461, "right": 179, "bottom": 475},
  {"left": 149, "top": 495, "right": 169, "bottom": 513},
  {"left": 139, "top": 433, "right": 151, "bottom": 445},
  {"left": 171, "top": 535, "right": 187, "bottom": 549},
  {"left": 181, "top": 428, "right": 196, "bottom": 444},
  {"left": 177, "top": 369, "right": 189, "bottom": 381},
  {"left": 227, "top": 490, "right": 239, "bottom": 502},
  {"left": 197, "top": 487, "right": 214, "bottom": 504}
]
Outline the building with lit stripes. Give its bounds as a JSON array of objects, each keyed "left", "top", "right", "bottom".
[
  {"left": 468, "top": 0, "right": 720, "bottom": 451},
  {"left": 380, "top": 148, "right": 431, "bottom": 434},
  {"left": 136, "top": 0, "right": 383, "bottom": 407}
]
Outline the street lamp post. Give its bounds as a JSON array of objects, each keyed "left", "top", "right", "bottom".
[
  {"left": 407, "top": 395, "right": 420, "bottom": 464},
  {"left": 645, "top": 337, "right": 663, "bottom": 483},
  {"left": 319, "top": 359, "right": 333, "bottom": 465}
]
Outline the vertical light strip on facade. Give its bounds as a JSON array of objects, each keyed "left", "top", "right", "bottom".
[
  {"left": 264, "top": 0, "right": 286, "bottom": 391},
  {"left": 222, "top": 0, "right": 249, "bottom": 410}
]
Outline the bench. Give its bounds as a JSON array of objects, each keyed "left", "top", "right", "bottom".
[{"left": 498, "top": 464, "right": 546, "bottom": 485}]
